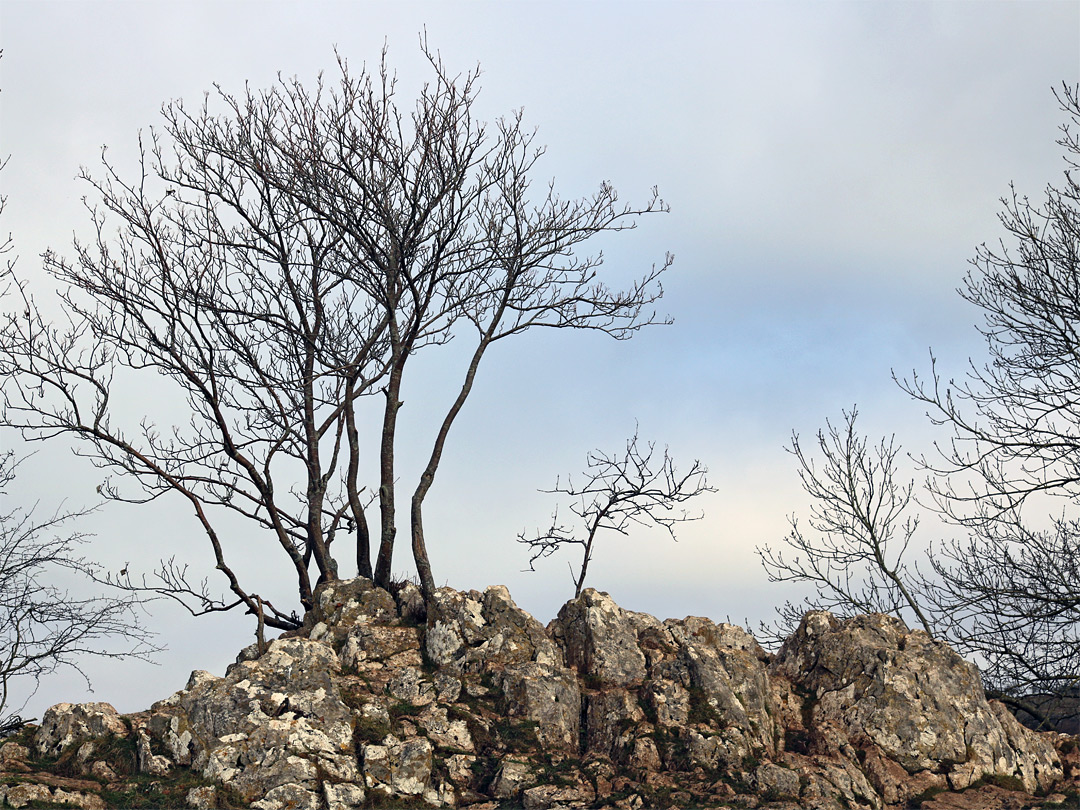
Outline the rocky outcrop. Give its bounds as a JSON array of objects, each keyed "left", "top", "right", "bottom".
[{"left": 1, "top": 581, "right": 1074, "bottom": 810}]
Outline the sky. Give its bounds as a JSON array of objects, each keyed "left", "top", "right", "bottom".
[{"left": 1, "top": 1, "right": 1078, "bottom": 720}]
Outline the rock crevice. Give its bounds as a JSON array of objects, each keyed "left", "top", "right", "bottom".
[{"left": 3, "top": 582, "right": 1074, "bottom": 810}]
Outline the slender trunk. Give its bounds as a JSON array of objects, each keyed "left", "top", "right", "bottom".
[
  {"left": 374, "top": 359, "right": 404, "bottom": 589},
  {"left": 410, "top": 336, "right": 492, "bottom": 601},
  {"left": 303, "top": 330, "right": 337, "bottom": 586},
  {"left": 574, "top": 519, "right": 602, "bottom": 599},
  {"left": 344, "top": 378, "right": 373, "bottom": 578}
]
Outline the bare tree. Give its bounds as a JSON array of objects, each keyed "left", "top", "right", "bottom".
[
  {"left": 764, "top": 86, "right": 1080, "bottom": 730},
  {"left": 895, "top": 84, "right": 1080, "bottom": 722},
  {"left": 1, "top": 41, "right": 671, "bottom": 626},
  {"left": 520, "top": 430, "right": 713, "bottom": 598},
  {"left": 0, "top": 97, "right": 154, "bottom": 730},
  {"left": 0, "top": 451, "right": 155, "bottom": 732},
  {"left": 757, "top": 409, "right": 933, "bottom": 644}
]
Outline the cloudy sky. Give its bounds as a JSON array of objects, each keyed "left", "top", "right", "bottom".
[{"left": 1, "top": 1, "right": 1077, "bottom": 719}]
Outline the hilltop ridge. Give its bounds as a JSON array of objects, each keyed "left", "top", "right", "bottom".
[{"left": 0, "top": 578, "right": 1077, "bottom": 810}]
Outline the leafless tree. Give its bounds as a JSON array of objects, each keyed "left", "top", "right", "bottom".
[
  {"left": 896, "top": 84, "right": 1080, "bottom": 722},
  {"left": 0, "top": 41, "right": 670, "bottom": 628},
  {"left": 0, "top": 451, "right": 155, "bottom": 732},
  {"left": 765, "top": 86, "right": 1080, "bottom": 730},
  {"left": 757, "top": 409, "right": 933, "bottom": 644},
  {"left": 520, "top": 430, "right": 713, "bottom": 598},
  {"left": 0, "top": 100, "right": 154, "bottom": 730}
]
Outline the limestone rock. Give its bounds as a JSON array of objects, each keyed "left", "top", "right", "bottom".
[
  {"left": 4, "top": 783, "right": 53, "bottom": 809},
  {"left": 500, "top": 660, "right": 581, "bottom": 751},
  {"left": 340, "top": 623, "right": 423, "bottom": 671},
  {"left": 361, "top": 735, "right": 433, "bottom": 798},
  {"left": 550, "top": 589, "right": 647, "bottom": 686},
  {"left": 323, "top": 781, "right": 366, "bottom": 810},
  {"left": 312, "top": 577, "right": 397, "bottom": 638},
  {"left": 150, "top": 636, "right": 357, "bottom": 802},
  {"left": 425, "top": 585, "right": 559, "bottom": 672},
  {"left": 492, "top": 759, "right": 535, "bottom": 799},
  {"left": 249, "top": 782, "right": 322, "bottom": 810},
  {"left": 185, "top": 785, "right": 217, "bottom": 808},
  {"left": 21, "top": 577, "right": 1068, "bottom": 810},
  {"left": 772, "top": 611, "right": 1064, "bottom": 794},
  {"left": 584, "top": 687, "right": 644, "bottom": 760},
  {"left": 33, "top": 702, "right": 127, "bottom": 758},
  {"left": 666, "top": 615, "right": 776, "bottom": 756}
]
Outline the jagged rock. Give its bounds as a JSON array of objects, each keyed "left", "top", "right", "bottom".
[
  {"left": 666, "top": 615, "right": 777, "bottom": 757},
  {"left": 522, "top": 776, "right": 595, "bottom": 809},
  {"left": 323, "top": 781, "right": 366, "bottom": 810},
  {"left": 185, "top": 785, "right": 217, "bottom": 809},
  {"left": 491, "top": 759, "right": 535, "bottom": 799},
  {"left": 361, "top": 735, "right": 433, "bottom": 798},
  {"left": 249, "top": 782, "right": 322, "bottom": 810},
  {"left": 50, "top": 789, "right": 107, "bottom": 810},
  {"left": 33, "top": 702, "right": 127, "bottom": 758},
  {"left": 550, "top": 589, "right": 648, "bottom": 686},
  {"left": 136, "top": 727, "right": 173, "bottom": 775},
  {"left": 644, "top": 679, "right": 690, "bottom": 727},
  {"left": 584, "top": 687, "right": 644, "bottom": 760},
  {"left": 387, "top": 665, "right": 437, "bottom": 706},
  {"left": 0, "top": 741, "right": 31, "bottom": 775},
  {"left": 500, "top": 661, "right": 581, "bottom": 751},
  {"left": 340, "top": 623, "right": 423, "bottom": 671},
  {"left": 425, "top": 585, "right": 560, "bottom": 672},
  {"left": 18, "top": 578, "right": 1072, "bottom": 810},
  {"left": 151, "top": 636, "right": 357, "bottom": 802},
  {"left": 418, "top": 704, "right": 474, "bottom": 751},
  {"left": 4, "top": 783, "right": 53, "bottom": 809},
  {"left": 394, "top": 581, "right": 427, "bottom": 625},
  {"left": 771, "top": 611, "right": 1064, "bottom": 795},
  {"left": 312, "top": 577, "right": 397, "bottom": 640},
  {"left": 444, "top": 753, "right": 477, "bottom": 786}
]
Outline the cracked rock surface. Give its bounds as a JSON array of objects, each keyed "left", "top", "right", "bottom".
[{"left": 2, "top": 582, "right": 1073, "bottom": 809}]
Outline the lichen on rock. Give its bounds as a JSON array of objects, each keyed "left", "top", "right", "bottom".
[{"left": 3, "top": 578, "right": 1073, "bottom": 810}]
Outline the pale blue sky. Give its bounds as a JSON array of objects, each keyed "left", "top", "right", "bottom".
[{"left": 1, "top": 1, "right": 1077, "bottom": 717}]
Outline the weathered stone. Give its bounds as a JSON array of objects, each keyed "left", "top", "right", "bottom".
[
  {"left": 434, "top": 670, "right": 463, "bottom": 703},
  {"left": 185, "top": 785, "right": 217, "bottom": 809},
  {"left": 0, "top": 741, "right": 30, "bottom": 765},
  {"left": 492, "top": 759, "right": 535, "bottom": 799},
  {"left": 551, "top": 589, "right": 647, "bottom": 686},
  {"left": 394, "top": 581, "right": 427, "bottom": 625},
  {"left": 500, "top": 661, "right": 581, "bottom": 751},
  {"left": 33, "top": 702, "right": 127, "bottom": 758},
  {"left": 362, "top": 735, "right": 432, "bottom": 797},
  {"left": 522, "top": 778, "right": 595, "bottom": 809},
  {"left": 4, "top": 783, "right": 52, "bottom": 809},
  {"left": 644, "top": 679, "right": 690, "bottom": 727},
  {"left": 444, "top": 753, "right": 477, "bottom": 786},
  {"left": 418, "top": 704, "right": 474, "bottom": 751},
  {"left": 136, "top": 728, "right": 172, "bottom": 775},
  {"left": 425, "top": 585, "right": 559, "bottom": 672},
  {"left": 752, "top": 762, "right": 802, "bottom": 799},
  {"left": 50, "top": 789, "right": 107, "bottom": 810},
  {"left": 666, "top": 616, "right": 776, "bottom": 756},
  {"left": 772, "top": 611, "right": 1064, "bottom": 793},
  {"left": 584, "top": 688, "right": 644, "bottom": 759},
  {"left": 340, "top": 624, "right": 423, "bottom": 671},
  {"left": 313, "top": 577, "right": 397, "bottom": 636},
  {"left": 21, "top": 578, "right": 1072, "bottom": 810},
  {"left": 628, "top": 735, "right": 662, "bottom": 773},
  {"left": 323, "top": 780, "right": 366, "bottom": 810},
  {"left": 148, "top": 635, "right": 356, "bottom": 803},
  {"left": 249, "top": 782, "right": 322, "bottom": 810},
  {"left": 387, "top": 665, "right": 436, "bottom": 706},
  {"left": 89, "top": 760, "right": 119, "bottom": 782}
]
